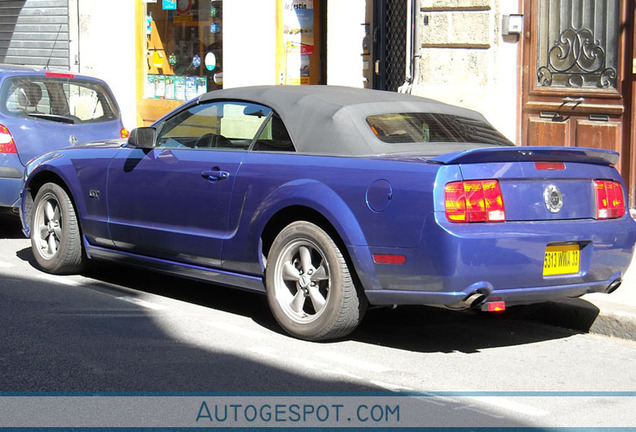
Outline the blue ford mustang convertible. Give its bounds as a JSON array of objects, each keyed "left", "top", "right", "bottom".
[{"left": 20, "top": 86, "right": 636, "bottom": 340}]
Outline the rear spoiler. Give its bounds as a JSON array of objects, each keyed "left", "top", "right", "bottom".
[{"left": 429, "top": 146, "right": 619, "bottom": 166}]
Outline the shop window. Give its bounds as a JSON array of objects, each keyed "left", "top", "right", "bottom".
[{"left": 144, "top": 0, "right": 223, "bottom": 101}]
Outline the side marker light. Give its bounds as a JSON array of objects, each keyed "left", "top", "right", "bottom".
[{"left": 373, "top": 254, "right": 406, "bottom": 265}]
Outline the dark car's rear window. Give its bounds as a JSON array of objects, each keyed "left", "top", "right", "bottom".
[
  {"left": 1, "top": 75, "right": 119, "bottom": 124},
  {"left": 367, "top": 113, "right": 513, "bottom": 147}
]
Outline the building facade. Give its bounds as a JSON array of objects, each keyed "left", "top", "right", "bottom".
[{"left": 0, "top": 0, "right": 634, "bottom": 207}]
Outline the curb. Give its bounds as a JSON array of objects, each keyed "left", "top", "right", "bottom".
[
  {"left": 560, "top": 298, "right": 636, "bottom": 341},
  {"left": 511, "top": 297, "right": 636, "bottom": 341}
]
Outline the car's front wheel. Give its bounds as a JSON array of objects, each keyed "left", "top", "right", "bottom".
[
  {"left": 266, "top": 221, "right": 366, "bottom": 341},
  {"left": 31, "top": 183, "right": 85, "bottom": 274}
]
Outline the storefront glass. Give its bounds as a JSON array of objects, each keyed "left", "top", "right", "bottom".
[{"left": 144, "top": 0, "right": 223, "bottom": 101}]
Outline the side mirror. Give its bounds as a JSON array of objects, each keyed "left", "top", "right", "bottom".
[{"left": 128, "top": 127, "right": 157, "bottom": 149}]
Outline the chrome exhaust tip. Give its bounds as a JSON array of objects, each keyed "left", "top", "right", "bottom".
[
  {"left": 461, "top": 290, "right": 489, "bottom": 308},
  {"left": 606, "top": 279, "right": 622, "bottom": 294},
  {"left": 447, "top": 285, "right": 493, "bottom": 310}
]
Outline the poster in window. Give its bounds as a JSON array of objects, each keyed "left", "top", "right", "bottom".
[
  {"left": 162, "top": 0, "right": 176, "bottom": 11},
  {"left": 283, "top": 0, "right": 314, "bottom": 55},
  {"left": 283, "top": 0, "right": 313, "bottom": 85}
]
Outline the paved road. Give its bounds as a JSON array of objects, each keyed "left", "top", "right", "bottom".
[{"left": 1, "top": 215, "right": 635, "bottom": 428}]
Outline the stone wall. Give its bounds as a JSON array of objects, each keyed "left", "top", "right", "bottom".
[{"left": 413, "top": 0, "right": 522, "bottom": 142}]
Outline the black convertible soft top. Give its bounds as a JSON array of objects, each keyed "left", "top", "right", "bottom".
[{"left": 198, "top": 85, "right": 497, "bottom": 156}]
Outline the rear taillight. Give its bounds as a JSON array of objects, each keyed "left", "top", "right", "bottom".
[
  {"left": 121, "top": 128, "right": 130, "bottom": 138},
  {"left": 445, "top": 180, "right": 506, "bottom": 223},
  {"left": 0, "top": 124, "right": 17, "bottom": 154},
  {"left": 594, "top": 179, "right": 625, "bottom": 219}
]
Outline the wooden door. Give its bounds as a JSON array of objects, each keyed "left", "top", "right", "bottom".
[{"left": 522, "top": 0, "right": 630, "bottom": 178}]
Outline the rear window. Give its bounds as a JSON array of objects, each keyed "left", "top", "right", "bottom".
[
  {"left": 367, "top": 113, "right": 513, "bottom": 146},
  {"left": 1, "top": 76, "right": 119, "bottom": 124}
]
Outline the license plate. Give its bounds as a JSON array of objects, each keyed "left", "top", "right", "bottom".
[{"left": 543, "top": 244, "right": 580, "bottom": 276}]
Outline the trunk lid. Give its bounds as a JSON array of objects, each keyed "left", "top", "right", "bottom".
[
  {"left": 435, "top": 147, "right": 622, "bottom": 222},
  {"left": 8, "top": 117, "right": 124, "bottom": 165}
]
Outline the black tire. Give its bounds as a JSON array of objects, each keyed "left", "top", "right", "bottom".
[
  {"left": 30, "top": 183, "right": 85, "bottom": 274},
  {"left": 265, "top": 221, "right": 367, "bottom": 341}
]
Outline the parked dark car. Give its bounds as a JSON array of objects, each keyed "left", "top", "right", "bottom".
[
  {"left": 20, "top": 85, "right": 636, "bottom": 340},
  {"left": 0, "top": 64, "right": 127, "bottom": 214}
]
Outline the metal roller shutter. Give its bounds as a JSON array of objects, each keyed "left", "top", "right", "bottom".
[{"left": 0, "top": 0, "right": 70, "bottom": 69}]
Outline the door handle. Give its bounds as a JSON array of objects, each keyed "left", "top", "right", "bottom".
[
  {"left": 202, "top": 168, "right": 230, "bottom": 183},
  {"left": 562, "top": 97, "right": 584, "bottom": 103},
  {"left": 373, "top": 27, "right": 381, "bottom": 44},
  {"left": 561, "top": 97, "right": 584, "bottom": 108}
]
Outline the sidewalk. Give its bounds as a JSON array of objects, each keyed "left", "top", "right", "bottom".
[
  {"left": 575, "top": 250, "right": 636, "bottom": 341},
  {"left": 516, "top": 210, "right": 636, "bottom": 341}
]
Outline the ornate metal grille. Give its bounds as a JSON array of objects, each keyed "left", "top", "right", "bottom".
[
  {"left": 536, "top": 0, "right": 619, "bottom": 89},
  {"left": 382, "top": 0, "right": 407, "bottom": 92}
]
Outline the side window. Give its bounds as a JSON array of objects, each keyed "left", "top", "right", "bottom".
[
  {"left": 156, "top": 101, "right": 272, "bottom": 150},
  {"left": 253, "top": 113, "right": 295, "bottom": 152}
]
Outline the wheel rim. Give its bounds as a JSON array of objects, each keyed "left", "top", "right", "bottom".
[
  {"left": 273, "top": 239, "right": 331, "bottom": 324},
  {"left": 33, "top": 193, "right": 63, "bottom": 260}
]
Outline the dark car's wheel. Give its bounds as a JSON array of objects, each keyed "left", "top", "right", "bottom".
[
  {"left": 31, "top": 183, "right": 85, "bottom": 274},
  {"left": 266, "top": 221, "right": 366, "bottom": 341}
]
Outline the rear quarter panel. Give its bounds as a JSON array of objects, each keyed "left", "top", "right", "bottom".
[{"left": 221, "top": 153, "right": 443, "bottom": 279}]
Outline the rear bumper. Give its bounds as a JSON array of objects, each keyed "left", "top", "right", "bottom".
[
  {"left": 362, "top": 213, "right": 636, "bottom": 307},
  {"left": 0, "top": 176, "right": 22, "bottom": 210},
  {"left": 365, "top": 273, "right": 623, "bottom": 307},
  {"left": 0, "top": 155, "right": 24, "bottom": 210}
]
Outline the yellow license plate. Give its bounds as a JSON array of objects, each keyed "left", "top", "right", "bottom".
[{"left": 543, "top": 244, "right": 580, "bottom": 276}]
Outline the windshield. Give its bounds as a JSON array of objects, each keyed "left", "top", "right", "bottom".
[{"left": 366, "top": 113, "right": 513, "bottom": 147}]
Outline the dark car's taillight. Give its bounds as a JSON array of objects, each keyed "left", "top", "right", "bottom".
[
  {"left": 445, "top": 180, "right": 506, "bottom": 223},
  {"left": 594, "top": 179, "right": 625, "bottom": 220},
  {"left": 0, "top": 124, "right": 17, "bottom": 154}
]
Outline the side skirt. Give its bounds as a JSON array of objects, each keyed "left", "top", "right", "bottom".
[{"left": 84, "top": 240, "right": 266, "bottom": 294}]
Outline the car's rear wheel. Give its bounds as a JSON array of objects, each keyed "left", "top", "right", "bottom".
[
  {"left": 266, "top": 221, "right": 366, "bottom": 341},
  {"left": 31, "top": 183, "right": 85, "bottom": 274}
]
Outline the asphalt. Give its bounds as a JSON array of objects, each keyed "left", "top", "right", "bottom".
[
  {"left": 3, "top": 213, "right": 636, "bottom": 342},
  {"left": 516, "top": 208, "right": 636, "bottom": 342}
]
